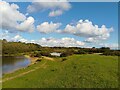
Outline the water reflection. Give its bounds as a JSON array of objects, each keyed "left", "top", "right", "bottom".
[{"left": 1, "top": 56, "right": 30, "bottom": 74}]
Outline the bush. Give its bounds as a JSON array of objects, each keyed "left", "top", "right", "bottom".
[
  {"left": 76, "top": 50, "right": 87, "bottom": 54},
  {"left": 102, "top": 51, "right": 120, "bottom": 56},
  {"left": 35, "top": 53, "right": 42, "bottom": 57},
  {"left": 30, "top": 52, "right": 41, "bottom": 57},
  {"left": 40, "top": 51, "right": 51, "bottom": 57},
  {"left": 60, "top": 52, "right": 68, "bottom": 57},
  {"left": 60, "top": 51, "right": 73, "bottom": 57}
]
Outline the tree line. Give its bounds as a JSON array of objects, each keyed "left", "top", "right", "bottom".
[
  {"left": 1, "top": 39, "right": 41, "bottom": 55},
  {"left": 1, "top": 39, "right": 120, "bottom": 56}
]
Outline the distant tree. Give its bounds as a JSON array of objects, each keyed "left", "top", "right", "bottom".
[
  {"left": 2, "top": 39, "right": 7, "bottom": 43},
  {"left": 100, "top": 47, "right": 110, "bottom": 53},
  {"left": 92, "top": 47, "right": 95, "bottom": 49},
  {"left": 100, "top": 47, "right": 110, "bottom": 50}
]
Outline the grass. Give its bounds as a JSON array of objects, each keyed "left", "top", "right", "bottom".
[{"left": 2, "top": 54, "right": 118, "bottom": 88}]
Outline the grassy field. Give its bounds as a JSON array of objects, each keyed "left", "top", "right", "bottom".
[{"left": 2, "top": 54, "right": 118, "bottom": 88}]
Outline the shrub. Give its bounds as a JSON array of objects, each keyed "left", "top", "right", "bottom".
[
  {"left": 60, "top": 53, "right": 68, "bottom": 57},
  {"left": 60, "top": 51, "right": 73, "bottom": 57},
  {"left": 30, "top": 52, "right": 41, "bottom": 57},
  {"left": 102, "top": 51, "right": 120, "bottom": 56},
  {"left": 35, "top": 53, "right": 42, "bottom": 57},
  {"left": 40, "top": 51, "right": 51, "bottom": 57},
  {"left": 76, "top": 50, "right": 87, "bottom": 54}
]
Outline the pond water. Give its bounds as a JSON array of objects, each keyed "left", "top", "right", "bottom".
[{"left": 1, "top": 56, "right": 31, "bottom": 74}]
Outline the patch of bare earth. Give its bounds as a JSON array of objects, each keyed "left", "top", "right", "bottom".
[{"left": 42, "top": 56, "right": 54, "bottom": 61}]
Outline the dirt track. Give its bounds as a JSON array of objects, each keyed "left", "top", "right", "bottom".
[{"left": 42, "top": 56, "right": 54, "bottom": 61}]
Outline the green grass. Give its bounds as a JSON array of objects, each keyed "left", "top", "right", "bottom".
[{"left": 3, "top": 54, "right": 118, "bottom": 88}]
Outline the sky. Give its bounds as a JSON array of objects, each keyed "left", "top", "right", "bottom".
[{"left": 0, "top": 1, "right": 119, "bottom": 49}]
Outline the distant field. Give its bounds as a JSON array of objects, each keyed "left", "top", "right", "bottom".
[{"left": 3, "top": 54, "right": 118, "bottom": 88}]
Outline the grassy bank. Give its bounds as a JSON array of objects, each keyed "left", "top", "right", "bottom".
[{"left": 2, "top": 54, "right": 118, "bottom": 88}]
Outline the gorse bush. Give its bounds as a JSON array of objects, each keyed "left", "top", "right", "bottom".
[
  {"left": 30, "top": 52, "right": 42, "bottom": 57},
  {"left": 75, "top": 50, "right": 87, "bottom": 54},
  {"left": 60, "top": 51, "right": 74, "bottom": 57},
  {"left": 31, "top": 51, "right": 51, "bottom": 57},
  {"left": 103, "top": 51, "right": 120, "bottom": 56},
  {"left": 40, "top": 51, "right": 51, "bottom": 57},
  {"left": 60, "top": 52, "right": 69, "bottom": 57}
]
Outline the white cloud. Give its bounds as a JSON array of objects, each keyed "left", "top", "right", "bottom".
[
  {"left": 36, "top": 20, "right": 113, "bottom": 44},
  {"left": 7, "top": 35, "right": 85, "bottom": 47},
  {"left": 0, "top": 30, "right": 9, "bottom": 40},
  {"left": 2, "top": 34, "right": 118, "bottom": 49},
  {"left": 63, "top": 19, "right": 113, "bottom": 42},
  {"left": 84, "top": 37, "right": 95, "bottom": 43},
  {"left": 84, "top": 36, "right": 109, "bottom": 43},
  {"left": 0, "top": 1, "right": 35, "bottom": 32},
  {"left": 36, "top": 37, "right": 85, "bottom": 47},
  {"left": 27, "top": 0, "right": 71, "bottom": 17},
  {"left": 0, "top": 32, "right": 28, "bottom": 42},
  {"left": 37, "top": 22, "right": 61, "bottom": 33},
  {"left": 16, "top": 17, "right": 35, "bottom": 32},
  {"left": 49, "top": 10, "right": 63, "bottom": 17},
  {"left": 99, "top": 43, "right": 119, "bottom": 50},
  {"left": 11, "top": 34, "right": 28, "bottom": 42}
]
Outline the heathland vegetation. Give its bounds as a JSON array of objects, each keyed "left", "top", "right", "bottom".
[
  {"left": 1, "top": 39, "right": 41, "bottom": 56},
  {"left": 1, "top": 39, "right": 119, "bottom": 88},
  {"left": 1, "top": 39, "right": 120, "bottom": 57}
]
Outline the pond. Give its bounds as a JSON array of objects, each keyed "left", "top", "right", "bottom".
[{"left": 0, "top": 56, "right": 31, "bottom": 74}]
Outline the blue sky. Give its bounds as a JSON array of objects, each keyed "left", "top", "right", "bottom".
[{"left": 1, "top": 1, "right": 118, "bottom": 49}]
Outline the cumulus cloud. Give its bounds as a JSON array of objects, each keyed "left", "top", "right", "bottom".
[
  {"left": 11, "top": 35, "right": 28, "bottom": 42},
  {"left": 7, "top": 34, "right": 85, "bottom": 47},
  {"left": 49, "top": 10, "right": 63, "bottom": 17},
  {"left": 99, "top": 43, "right": 119, "bottom": 50},
  {"left": 36, "top": 20, "right": 113, "bottom": 43},
  {"left": 0, "top": 30, "right": 9, "bottom": 40},
  {"left": 2, "top": 34, "right": 118, "bottom": 49},
  {"left": 16, "top": 17, "right": 35, "bottom": 32},
  {"left": 27, "top": 0, "right": 71, "bottom": 17},
  {"left": 37, "top": 22, "right": 61, "bottom": 33},
  {"left": 36, "top": 20, "right": 113, "bottom": 44},
  {"left": 0, "top": 1, "right": 35, "bottom": 32},
  {"left": 84, "top": 36, "right": 109, "bottom": 43},
  {"left": 36, "top": 37, "right": 85, "bottom": 47},
  {"left": 63, "top": 20, "right": 113, "bottom": 42}
]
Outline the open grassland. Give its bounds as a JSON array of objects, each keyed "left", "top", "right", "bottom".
[{"left": 2, "top": 54, "right": 118, "bottom": 88}]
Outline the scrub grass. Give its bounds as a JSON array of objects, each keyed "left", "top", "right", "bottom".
[{"left": 2, "top": 54, "right": 118, "bottom": 88}]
